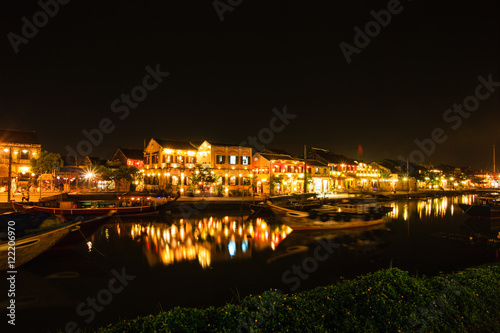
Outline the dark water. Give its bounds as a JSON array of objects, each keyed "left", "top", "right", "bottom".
[{"left": 2, "top": 194, "right": 499, "bottom": 332}]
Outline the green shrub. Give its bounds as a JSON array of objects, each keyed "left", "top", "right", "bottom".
[{"left": 94, "top": 266, "right": 500, "bottom": 333}]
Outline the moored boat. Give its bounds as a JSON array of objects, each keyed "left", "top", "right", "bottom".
[
  {"left": 0, "top": 218, "right": 81, "bottom": 270},
  {"left": 12, "top": 193, "right": 178, "bottom": 217},
  {"left": 266, "top": 197, "right": 392, "bottom": 231},
  {"left": 459, "top": 192, "right": 500, "bottom": 219},
  {"left": 247, "top": 193, "right": 322, "bottom": 215}
]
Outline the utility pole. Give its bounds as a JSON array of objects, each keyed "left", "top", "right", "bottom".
[
  {"left": 406, "top": 157, "right": 409, "bottom": 192},
  {"left": 494, "top": 145, "right": 496, "bottom": 184},
  {"left": 304, "top": 145, "right": 308, "bottom": 193}
]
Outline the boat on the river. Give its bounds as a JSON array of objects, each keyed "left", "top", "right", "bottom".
[
  {"left": 0, "top": 217, "right": 81, "bottom": 270},
  {"left": 266, "top": 197, "right": 392, "bottom": 231},
  {"left": 247, "top": 193, "right": 322, "bottom": 215},
  {"left": 459, "top": 192, "right": 500, "bottom": 219},
  {"left": 12, "top": 192, "right": 178, "bottom": 217}
]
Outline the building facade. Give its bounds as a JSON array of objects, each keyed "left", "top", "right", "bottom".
[{"left": 0, "top": 129, "right": 41, "bottom": 192}]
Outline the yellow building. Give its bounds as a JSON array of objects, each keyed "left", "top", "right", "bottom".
[
  {"left": 252, "top": 151, "right": 306, "bottom": 195},
  {"left": 195, "top": 140, "right": 253, "bottom": 196},
  {"left": 143, "top": 139, "right": 253, "bottom": 196},
  {"left": 143, "top": 138, "right": 197, "bottom": 194},
  {"left": 0, "top": 129, "right": 41, "bottom": 191}
]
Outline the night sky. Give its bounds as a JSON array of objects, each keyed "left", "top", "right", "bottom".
[{"left": 1, "top": 0, "right": 499, "bottom": 169}]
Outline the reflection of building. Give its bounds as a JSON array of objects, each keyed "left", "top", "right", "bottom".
[
  {"left": 124, "top": 216, "right": 292, "bottom": 268},
  {"left": 0, "top": 129, "right": 41, "bottom": 190}
]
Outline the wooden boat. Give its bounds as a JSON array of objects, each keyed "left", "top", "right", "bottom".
[
  {"left": 247, "top": 193, "right": 322, "bottom": 215},
  {"left": 459, "top": 192, "right": 500, "bottom": 219},
  {"left": 266, "top": 197, "right": 392, "bottom": 231},
  {"left": 12, "top": 195, "right": 178, "bottom": 217},
  {"left": 0, "top": 219, "right": 81, "bottom": 270}
]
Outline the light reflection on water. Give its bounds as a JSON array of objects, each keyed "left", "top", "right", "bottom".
[
  {"left": 7, "top": 194, "right": 500, "bottom": 333},
  {"left": 385, "top": 194, "right": 476, "bottom": 220},
  {"left": 107, "top": 216, "right": 292, "bottom": 269}
]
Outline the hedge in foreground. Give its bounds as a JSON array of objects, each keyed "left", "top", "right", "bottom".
[{"left": 94, "top": 266, "right": 500, "bottom": 333}]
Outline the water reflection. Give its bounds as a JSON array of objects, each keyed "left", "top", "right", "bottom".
[
  {"left": 109, "top": 216, "right": 292, "bottom": 268},
  {"left": 386, "top": 194, "right": 476, "bottom": 220}
]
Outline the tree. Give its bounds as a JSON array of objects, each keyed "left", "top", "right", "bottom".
[
  {"left": 270, "top": 174, "right": 284, "bottom": 195},
  {"left": 30, "top": 150, "right": 63, "bottom": 176},
  {"left": 192, "top": 164, "right": 219, "bottom": 197}
]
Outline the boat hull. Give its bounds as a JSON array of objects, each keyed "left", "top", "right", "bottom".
[
  {"left": 13, "top": 202, "right": 168, "bottom": 217},
  {"left": 0, "top": 220, "right": 80, "bottom": 270},
  {"left": 266, "top": 202, "right": 388, "bottom": 231},
  {"left": 458, "top": 203, "right": 500, "bottom": 219}
]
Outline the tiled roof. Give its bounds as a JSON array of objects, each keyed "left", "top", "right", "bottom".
[
  {"left": 153, "top": 139, "right": 196, "bottom": 150},
  {"left": 260, "top": 148, "right": 292, "bottom": 155},
  {"left": 118, "top": 148, "right": 144, "bottom": 160},
  {"left": 258, "top": 152, "right": 299, "bottom": 162},
  {"left": 309, "top": 147, "right": 355, "bottom": 165},
  {"left": 0, "top": 129, "right": 40, "bottom": 145}
]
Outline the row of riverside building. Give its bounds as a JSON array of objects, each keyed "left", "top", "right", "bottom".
[{"left": 1, "top": 129, "right": 496, "bottom": 197}]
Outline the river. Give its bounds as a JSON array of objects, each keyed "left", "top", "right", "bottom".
[{"left": 2, "top": 194, "right": 499, "bottom": 332}]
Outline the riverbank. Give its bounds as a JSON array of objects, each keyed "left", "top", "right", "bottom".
[
  {"left": 93, "top": 264, "right": 500, "bottom": 333},
  {"left": 167, "top": 189, "right": 479, "bottom": 213},
  {"left": 0, "top": 189, "right": 480, "bottom": 215}
]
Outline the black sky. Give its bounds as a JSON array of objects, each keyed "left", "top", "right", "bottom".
[{"left": 1, "top": 0, "right": 499, "bottom": 169}]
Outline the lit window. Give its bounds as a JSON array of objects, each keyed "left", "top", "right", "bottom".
[
  {"left": 241, "top": 156, "right": 250, "bottom": 165},
  {"left": 229, "top": 156, "right": 237, "bottom": 165},
  {"left": 216, "top": 155, "right": 225, "bottom": 164}
]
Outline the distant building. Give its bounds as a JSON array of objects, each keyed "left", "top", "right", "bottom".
[
  {"left": 307, "top": 147, "right": 357, "bottom": 190},
  {"left": 109, "top": 148, "right": 144, "bottom": 168},
  {"left": 0, "top": 129, "right": 41, "bottom": 190},
  {"left": 252, "top": 150, "right": 304, "bottom": 195}
]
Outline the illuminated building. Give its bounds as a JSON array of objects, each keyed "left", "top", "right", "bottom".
[
  {"left": 306, "top": 147, "right": 358, "bottom": 191},
  {"left": 194, "top": 140, "right": 253, "bottom": 196},
  {"left": 109, "top": 148, "right": 144, "bottom": 168},
  {"left": 0, "top": 129, "right": 41, "bottom": 192},
  {"left": 143, "top": 138, "right": 197, "bottom": 194}
]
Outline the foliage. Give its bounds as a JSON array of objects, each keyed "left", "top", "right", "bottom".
[
  {"left": 30, "top": 150, "right": 63, "bottom": 176},
  {"left": 379, "top": 170, "right": 391, "bottom": 180},
  {"left": 270, "top": 174, "right": 284, "bottom": 194},
  {"left": 94, "top": 266, "right": 500, "bottom": 333}
]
